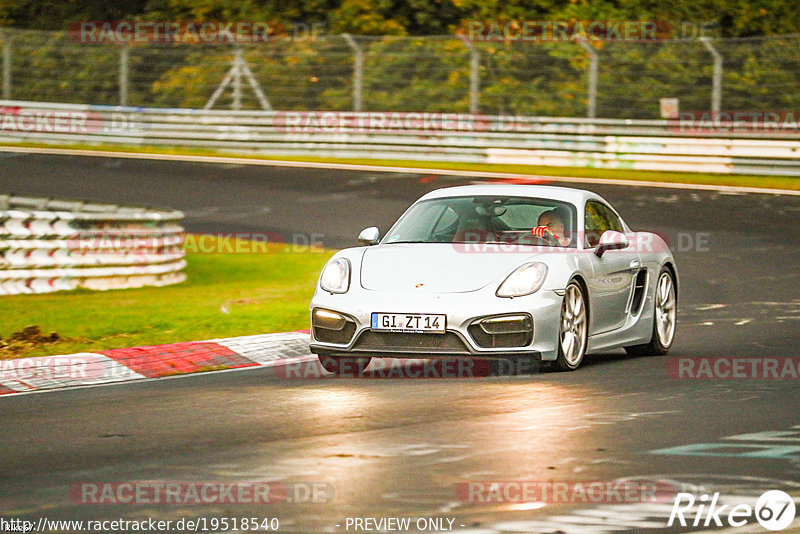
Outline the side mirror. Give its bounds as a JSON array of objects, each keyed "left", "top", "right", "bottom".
[
  {"left": 595, "top": 230, "right": 629, "bottom": 257},
  {"left": 358, "top": 226, "right": 380, "bottom": 246}
]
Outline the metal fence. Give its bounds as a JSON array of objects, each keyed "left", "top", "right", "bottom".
[
  {"left": 2, "top": 28, "right": 800, "bottom": 118},
  {"left": 2, "top": 100, "right": 800, "bottom": 176}
]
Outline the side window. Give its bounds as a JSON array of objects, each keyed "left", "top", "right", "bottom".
[
  {"left": 598, "top": 203, "right": 624, "bottom": 233},
  {"left": 585, "top": 201, "right": 623, "bottom": 247}
]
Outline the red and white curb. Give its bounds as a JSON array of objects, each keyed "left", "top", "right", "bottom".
[{"left": 0, "top": 330, "right": 313, "bottom": 396}]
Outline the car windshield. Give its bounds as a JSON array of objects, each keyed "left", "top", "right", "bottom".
[{"left": 382, "top": 195, "right": 578, "bottom": 248}]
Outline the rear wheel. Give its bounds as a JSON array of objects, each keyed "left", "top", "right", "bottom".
[
  {"left": 625, "top": 267, "right": 676, "bottom": 356},
  {"left": 553, "top": 281, "right": 588, "bottom": 371},
  {"left": 318, "top": 355, "right": 372, "bottom": 376}
]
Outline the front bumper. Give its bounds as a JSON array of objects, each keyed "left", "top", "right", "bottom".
[{"left": 309, "top": 287, "right": 563, "bottom": 361}]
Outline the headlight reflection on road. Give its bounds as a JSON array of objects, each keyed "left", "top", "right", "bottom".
[
  {"left": 261, "top": 380, "right": 594, "bottom": 520},
  {"left": 299, "top": 386, "right": 371, "bottom": 419},
  {"left": 504, "top": 501, "right": 548, "bottom": 511}
]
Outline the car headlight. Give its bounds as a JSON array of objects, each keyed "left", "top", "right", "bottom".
[
  {"left": 496, "top": 262, "right": 548, "bottom": 298},
  {"left": 320, "top": 258, "right": 351, "bottom": 294}
]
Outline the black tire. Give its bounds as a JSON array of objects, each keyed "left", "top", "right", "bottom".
[
  {"left": 552, "top": 281, "right": 589, "bottom": 371},
  {"left": 625, "top": 267, "right": 676, "bottom": 356},
  {"left": 318, "top": 355, "right": 372, "bottom": 376}
]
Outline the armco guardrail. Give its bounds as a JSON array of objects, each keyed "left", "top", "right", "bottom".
[
  {"left": 2, "top": 100, "right": 800, "bottom": 175},
  {"left": 0, "top": 194, "right": 186, "bottom": 295}
]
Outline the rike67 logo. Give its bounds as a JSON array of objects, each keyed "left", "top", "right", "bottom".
[{"left": 669, "top": 490, "right": 796, "bottom": 531}]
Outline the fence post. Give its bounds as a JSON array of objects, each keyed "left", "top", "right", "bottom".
[
  {"left": 343, "top": 34, "right": 363, "bottom": 111},
  {"left": 119, "top": 44, "right": 129, "bottom": 106},
  {"left": 462, "top": 39, "right": 480, "bottom": 114},
  {"left": 2, "top": 31, "right": 11, "bottom": 100},
  {"left": 577, "top": 40, "right": 597, "bottom": 119},
  {"left": 701, "top": 38, "right": 722, "bottom": 114}
]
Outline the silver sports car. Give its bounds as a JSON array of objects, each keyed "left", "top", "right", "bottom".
[{"left": 309, "top": 185, "right": 677, "bottom": 372}]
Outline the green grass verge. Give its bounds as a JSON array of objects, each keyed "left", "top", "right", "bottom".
[
  {"left": 0, "top": 241, "right": 332, "bottom": 359},
  {"left": 4, "top": 141, "right": 800, "bottom": 191}
]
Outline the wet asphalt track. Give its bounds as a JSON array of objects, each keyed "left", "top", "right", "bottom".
[{"left": 1, "top": 152, "right": 799, "bottom": 533}]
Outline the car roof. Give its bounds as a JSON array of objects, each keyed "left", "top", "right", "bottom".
[{"left": 417, "top": 184, "right": 605, "bottom": 206}]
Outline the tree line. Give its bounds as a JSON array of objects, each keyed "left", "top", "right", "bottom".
[{"left": 1, "top": 0, "right": 799, "bottom": 38}]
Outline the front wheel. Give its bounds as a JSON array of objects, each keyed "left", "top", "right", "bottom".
[
  {"left": 625, "top": 267, "right": 676, "bottom": 356},
  {"left": 553, "top": 281, "right": 588, "bottom": 371},
  {"left": 318, "top": 355, "right": 372, "bottom": 376}
]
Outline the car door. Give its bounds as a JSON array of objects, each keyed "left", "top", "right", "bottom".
[{"left": 584, "top": 200, "right": 640, "bottom": 334}]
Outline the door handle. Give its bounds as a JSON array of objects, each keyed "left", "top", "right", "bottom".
[{"left": 629, "top": 259, "right": 641, "bottom": 271}]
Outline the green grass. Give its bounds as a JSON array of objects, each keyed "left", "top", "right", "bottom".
[
  {"left": 0, "top": 241, "right": 332, "bottom": 359},
  {"left": 5, "top": 141, "right": 800, "bottom": 191}
]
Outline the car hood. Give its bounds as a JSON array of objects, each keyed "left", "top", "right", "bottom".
[{"left": 359, "top": 243, "right": 543, "bottom": 293}]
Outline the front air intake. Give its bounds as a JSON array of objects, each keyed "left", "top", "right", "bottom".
[
  {"left": 468, "top": 314, "right": 533, "bottom": 348},
  {"left": 312, "top": 308, "right": 357, "bottom": 344}
]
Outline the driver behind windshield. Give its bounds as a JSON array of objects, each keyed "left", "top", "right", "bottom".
[{"left": 532, "top": 208, "right": 571, "bottom": 247}]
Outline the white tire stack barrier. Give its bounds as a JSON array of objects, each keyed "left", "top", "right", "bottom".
[{"left": 0, "top": 194, "right": 186, "bottom": 295}]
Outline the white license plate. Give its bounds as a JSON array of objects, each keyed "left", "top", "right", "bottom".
[{"left": 371, "top": 313, "right": 446, "bottom": 333}]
